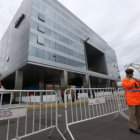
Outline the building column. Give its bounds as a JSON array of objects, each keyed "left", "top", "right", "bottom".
[
  {"left": 82, "top": 74, "right": 90, "bottom": 88},
  {"left": 39, "top": 79, "right": 45, "bottom": 90},
  {"left": 110, "top": 80, "right": 117, "bottom": 88},
  {"left": 106, "top": 79, "right": 111, "bottom": 88},
  {"left": 13, "top": 70, "right": 23, "bottom": 102},
  {"left": 60, "top": 70, "right": 68, "bottom": 92},
  {"left": 15, "top": 70, "right": 23, "bottom": 89},
  {"left": 39, "top": 78, "right": 44, "bottom": 103},
  {"left": 112, "top": 80, "right": 117, "bottom": 88}
]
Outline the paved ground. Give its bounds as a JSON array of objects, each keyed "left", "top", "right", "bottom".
[
  {"left": 22, "top": 111, "right": 140, "bottom": 140},
  {"left": 0, "top": 103, "right": 140, "bottom": 140}
]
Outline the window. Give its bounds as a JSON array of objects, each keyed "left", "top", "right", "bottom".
[
  {"left": 55, "top": 43, "right": 63, "bottom": 52},
  {"left": 39, "top": 3, "right": 46, "bottom": 12},
  {"left": 37, "top": 48, "right": 44, "bottom": 58},
  {"left": 57, "top": 55, "right": 62, "bottom": 64},
  {"left": 31, "top": 21, "right": 38, "bottom": 29},
  {"left": 65, "top": 48, "right": 69, "bottom": 54},
  {"left": 50, "top": 20, "right": 55, "bottom": 27},
  {"left": 61, "top": 56, "right": 65, "bottom": 64},
  {"left": 44, "top": 51, "right": 50, "bottom": 60},
  {"left": 50, "top": 30, "right": 55, "bottom": 38},
  {"left": 69, "top": 50, "right": 73, "bottom": 55},
  {"left": 45, "top": 27, "right": 50, "bottom": 36},
  {"left": 38, "top": 24, "right": 45, "bottom": 33},
  {"left": 37, "top": 36, "right": 44, "bottom": 45},
  {"left": 29, "top": 46, "right": 37, "bottom": 56},
  {"left": 32, "top": 8, "right": 38, "bottom": 17},
  {"left": 56, "top": 55, "right": 61, "bottom": 63},
  {"left": 60, "top": 46, "right": 65, "bottom": 53},
  {"left": 66, "top": 60, "right": 70, "bottom": 66},
  {"left": 50, "top": 41, "right": 55, "bottom": 49},
  {"left": 55, "top": 43, "right": 60, "bottom": 51},
  {"left": 30, "top": 32, "right": 37, "bottom": 42},
  {"left": 38, "top": 13, "right": 45, "bottom": 22},
  {"left": 50, "top": 53, "right": 56, "bottom": 62},
  {"left": 44, "top": 38, "right": 50, "bottom": 47}
]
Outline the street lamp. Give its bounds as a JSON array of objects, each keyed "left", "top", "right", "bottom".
[
  {"left": 85, "top": 37, "right": 89, "bottom": 42},
  {"left": 83, "top": 38, "right": 92, "bottom": 93},
  {"left": 83, "top": 38, "right": 90, "bottom": 70}
]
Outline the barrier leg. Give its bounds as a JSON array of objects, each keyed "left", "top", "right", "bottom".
[
  {"left": 12, "top": 137, "right": 21, "bottom": 140},
  {"left": 48, "top": 128, "right": 55, "bottom": 138},
  {"left": 114, "top": 111, "right": 129, "bottom": 121},
  {"left": 114, "top": 112, "right": 120, "bottom": 120},
  {"left": 64, "top": 126, "right": 75, "bottom": 140},
  {"left": 114, "top": 90, "right": 129, "bottom": 121},
  {"left": 54, "top": 92, "right": 66, "bottom": 140},
  {"left": 63, "top": 127, "right": 74, "bottom": 140},
  {"left": 120, "top": 111, "right": 129, "bottom": 120},
  {"left": 56, "top": 127, "right": 66, "bottom": 140}
]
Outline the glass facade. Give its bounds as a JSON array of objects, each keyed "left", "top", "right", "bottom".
[
  {"left": 37, "top": 36, "right": 45, "bottom": 45},
  {"left": 0, "top": 0, "right": 120, "bottom": 87},
  {"left": 28, "top": 0, "right": 120, "bottom": 79}
]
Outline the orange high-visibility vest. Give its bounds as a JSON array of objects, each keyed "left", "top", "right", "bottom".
[
  {"left": 30, "top": 93, "right": 34, "bottom": 97},
  {"left": 122, "top": 78, "right": 140, "bottom": 105}
]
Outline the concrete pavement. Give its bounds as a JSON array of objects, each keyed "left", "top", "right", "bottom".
[{"left": 0, "top": 103, "right": 140, "bottom": 140}]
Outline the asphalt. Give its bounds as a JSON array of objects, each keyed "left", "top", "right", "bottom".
[
  {"left": 0, "top": 103, "right": 140, "bottom": 140},
  {"left": 23, "top": 109, "right": 140, "bottom": 140}
]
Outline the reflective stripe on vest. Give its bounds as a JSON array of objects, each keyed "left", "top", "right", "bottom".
[
  {"left": 124, "top": 87, "right": 140, "bottom": 90},
  {"left": 125, "top": 90, "right": 140, "bottom": 93}
]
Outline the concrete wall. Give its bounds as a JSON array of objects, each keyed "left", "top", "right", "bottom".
[{"left": 0, "top": 0, "right": 32, "bottom": 79}]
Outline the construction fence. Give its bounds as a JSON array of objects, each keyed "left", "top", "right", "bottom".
[
  {"left": 64, "top": 88, "right": 129, "bottom": 140},
  {"left": 0, "top": 90, "right": 65, "bottom": 140},
  {"left": 0, "top": 88, "right": 129, "bottom": 140}
]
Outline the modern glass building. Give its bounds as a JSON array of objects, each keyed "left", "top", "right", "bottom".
[{"left": 0, "top": 0, "right": 120, "bottom": 90}]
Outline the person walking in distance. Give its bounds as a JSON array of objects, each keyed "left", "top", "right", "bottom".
[
  {"left": 71, "top": 90, "right": 75, "bottom": 102},
  {"left": 61, "top": 91, "right": 64, "bottom": 103},
  {"left": 122, "top": 69, "right": 140, "bottom": 134}
]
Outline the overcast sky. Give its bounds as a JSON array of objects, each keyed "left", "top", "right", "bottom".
[{"left": 0, "top": 0, "right": 140, "bottom": 80}]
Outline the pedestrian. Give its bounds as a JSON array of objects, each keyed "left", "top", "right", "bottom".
[
  {"left": 76, "top": 90, "right": 78, "bottom": 100},
  {"left": 92, "top": 90, "right": 95, "bottom": 98},
  {"left": 61, "top": 91, "right": 64, "bottom": 103},
  {"left": 71, "top": 90, "right": 75, "bottom": 102},
  {"left": 122, "top": 69, "right": 140, "bottom": 134},
  {"left": 88, "top": 90, "right": 91, "bottom": 98},
  {"left": 30, "top": 93, "right": 34, "bottom": 97}
]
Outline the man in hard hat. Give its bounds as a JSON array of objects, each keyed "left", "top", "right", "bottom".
[{"left": 122, "top": 69, "right": 140, "bottom": 134}]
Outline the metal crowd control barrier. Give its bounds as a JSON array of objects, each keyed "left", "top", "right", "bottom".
[
  {"left": 114, "top": 88, "right": 129, "bottom": 120},
  {"left": 0, "top": 90, "right": 65, "bottom": 140},
  {"left": 64, "top": 88, "right": 129, "bottom": 140}
]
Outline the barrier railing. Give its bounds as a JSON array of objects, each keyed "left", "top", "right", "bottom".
[
  {"left": 0, "top": 90, "right": 65, "bottom": 140},
  {"left": 114, "top": 88, "right": 129, "bottom": 120},
  {"left": 64, "top": 88, "right": 129, "bottom": 140},
  {"left": 0, "top": 88, "right": 129, "bottom": 140}
]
